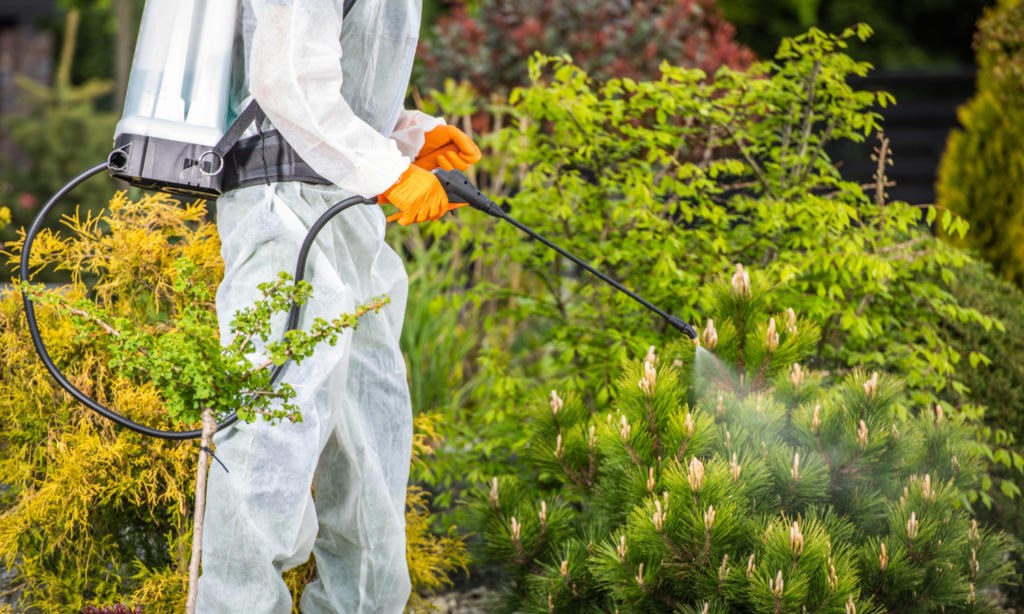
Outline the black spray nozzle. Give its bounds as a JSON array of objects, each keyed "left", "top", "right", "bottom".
[
  {"left": 433, "top": 168, "right": 505, "bottom": 218},
  {"left": 668, "top": 316, "right": 699, "bottom": 341}
]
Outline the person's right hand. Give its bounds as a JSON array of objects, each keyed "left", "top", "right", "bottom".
[{"left": 379, "top": 165, "right": 450, "bottom": 226}]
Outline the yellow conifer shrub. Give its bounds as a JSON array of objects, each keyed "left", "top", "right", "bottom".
[{"left": 0, "top": 193, "right": 465, "bottom": 612}]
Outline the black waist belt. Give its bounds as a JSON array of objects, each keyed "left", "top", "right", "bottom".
[{"left": 221, "top": 129, "right": 332, "bottom": 193}]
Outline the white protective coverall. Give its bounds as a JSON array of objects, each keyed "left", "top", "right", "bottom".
[{"left": 195, "top": 1, "right": 443, "bottom": 612}]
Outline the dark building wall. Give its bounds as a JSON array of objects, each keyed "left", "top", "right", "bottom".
[{"left": 829, "top": 70, "right": 977, "bottom": 205}]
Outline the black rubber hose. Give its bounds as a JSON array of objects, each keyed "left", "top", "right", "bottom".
[{"left": 19, "top": 161, "right": 370, "bottom": 440}]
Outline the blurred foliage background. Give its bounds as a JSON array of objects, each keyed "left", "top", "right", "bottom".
[{"left": 2, "top": 0, "right": 1024, "bottom": 609}]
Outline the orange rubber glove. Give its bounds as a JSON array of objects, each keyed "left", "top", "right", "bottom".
[
  {"left": 379, "top": 164, "right": 449, "bottom": 226},
  {"left": 414, "top": 125, "right": 481, "bottom": 172}
]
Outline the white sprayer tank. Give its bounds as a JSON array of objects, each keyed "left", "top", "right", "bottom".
[{"left": 109, "top": 0, "right": 239, "bottom": 196}]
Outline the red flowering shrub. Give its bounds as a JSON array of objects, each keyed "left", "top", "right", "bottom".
[{"left": 416, "top": 0, "right": 755, "bottom": 95}]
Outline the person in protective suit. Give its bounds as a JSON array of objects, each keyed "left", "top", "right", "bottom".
[{"left": 195, "top": 1, "right": 480, "bottom": 612}]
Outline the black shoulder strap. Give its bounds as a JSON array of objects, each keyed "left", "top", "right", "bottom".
[{"left": 343, "top": 0, "right": 358, "bottom": 18}]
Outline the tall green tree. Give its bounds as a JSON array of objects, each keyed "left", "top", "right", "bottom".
[{"left": 936, "top": 0, "right": 1024, "bottom": 288}]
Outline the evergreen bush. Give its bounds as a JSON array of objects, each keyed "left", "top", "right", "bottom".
[
  {"left": 0, "top": 194, "right": 466, "bottom": 612},
  {"left": 936, "top": 0, "right": 1024, "bottom": 288},
  {"left": 466, "top": 269, "right": 1013, "bottom": 614}
]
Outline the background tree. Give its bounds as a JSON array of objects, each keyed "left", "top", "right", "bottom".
[
  {"left": 715, "top": 0, "right": 992, "bottom": 67},
  {"left": 936, "top": 0, "right": 1024, "bottom": 288}
]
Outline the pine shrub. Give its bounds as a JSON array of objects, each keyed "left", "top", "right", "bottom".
[{"left": 466, "top": 268, "right": 1013, "bottom": 614}]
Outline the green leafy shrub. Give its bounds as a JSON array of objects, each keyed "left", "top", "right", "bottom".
[
  {"left": 466, "top": 269, "right": 1013, "bottom": 614},
  {"left": 937, "top": 0, "right": 1024, "bottom": 288},
  {"left": 415, "top": 27, "right": 1009, "bottom": 508}
]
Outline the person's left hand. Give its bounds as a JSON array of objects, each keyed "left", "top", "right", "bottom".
[{"left": 412, "top": 125, "right": 481, "bottom": 172}]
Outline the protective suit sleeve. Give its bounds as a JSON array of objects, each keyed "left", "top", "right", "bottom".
[
  {"left": 390, "top": 110, "right": 446, "bottom": 159},
  {"left": 248, "top": 0, "right": 412, "bottom": 197}
]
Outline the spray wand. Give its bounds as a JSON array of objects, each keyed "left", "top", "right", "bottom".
[{"left": 20, "top": 164, "right": 698, "bottom": 440}]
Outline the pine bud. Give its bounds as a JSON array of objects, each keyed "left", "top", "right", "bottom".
[
  {"left": 969, "top": 584, "right": 976, "bottom": 605},
  {"left": 812, "top": 404, "right": 821, "bottom": 434},
  {"left": 717, "top": 395, "right": 725, "bottom": 419},
  {"left": 688, "top": 457, "right": 706, "bottom": 491},
  {"left": 684, "top": 412, "right": 695, "bottom": 438},
  {"left": 550, "top": 390, "right": 563, "bottom": 415},
  {"left": 730, "top": 452, "right": 742, "bottom": 483},
  {"left": 790, "top": 521, "right": 804, "bottom": 555},
  {"left": 554, "top": 434, "right": 564, "bottom": 459},
  {"left": 704, "top": 505, "right": 716, "bottom": 529},
  {"left": 790, "top": 363, "right": 804, "bottom": 389},
  {"left": 845, "top": 596, "right": 856, "bottom": 614},
  {"left": 653, "top": 500, "right": 665, "bottom": 531},
  {"left": 879, "top": 543, "right": 889, "bottom": 570},
  {"left": 907, "top": 512, "right": 919, "bottom": 540},
  {"left": 539, "top": 500, "right": 547, "bottom": 527},
  {"left": 701, "top": 603, "right": 710, "bottom": 614},
  {"left": 863, "top": 371, "right": 879, "bottom": 398},
  {"left": 786, "top": 307, "right": 798, "bottom": 335},
  {"left": 703, "top": 319, "right": 719, "bottom": 349},
  {"left": 969, "top": 519, "right": 979, "bottom": 542},
  {"left": 490, "top": 477, "right": 500, "bottom": 508},
  {"left": 935, "top": 404, "right": 944, "bottom": 424},
  {"left": 827, "top": 562, "right": 838, "bottom": 591},
  {"left": 951, "top": 455, "right": 960, "bottom": 473},
  {"left": 857, "top": 420, "right": 869, "bottom": 449},
  {"left": 636, "top": 562, "right": 645, "bottom": 586},
  {"left": 617, "top": 535, "right": 627, "bottom": 562},
  {"left": 747, "top": 554, "right": 756, "bottom": 578},
  {"left": 718, "top": 554, "right": 729, "bottom": 581},
  {"left": 770, "top": 570, "right": 784, "bottom": 596},
  {"left": 619, "top": 416, "right": 631, "bottom": 441},
  {"left": 891, "top": 423, "right": 900, "bottom": 440},
  {"left": 922, "top": 474, "right": 934, "bottom": 501},
  {"left": 560, "top": 560, "right": 569, "bottom": 577},
  {"left": 644, "top": 345, "right": 657, "bottom": 367},
  {"left": 647, "top": 467, "right": 656, "bottom": 493},
  {"left": 766, "top": 318, "right": 779, "bottom": 352},
  {"left": 588, "top": 425, "right": 597, "bottom": 449},
  {"left": 510, "top": 517, "right": 521, "bottom": 540},
  {"left": 639, "top": 360, "right": 657, "bottom": 395},
  {"left": 970, "top": 548, "right": 979, "bottom": 577},
  {"left": 791, "top": 452, "right": 801, "bottom": 481},
  {"left": 548, "top": 594, "right": 554, "bottom": 613},
  {"left": 726, "top": 430, "right": 732, "bottom": 447},
  {"left": 732, "top": 263, "right": 750, "bottom": 297}
]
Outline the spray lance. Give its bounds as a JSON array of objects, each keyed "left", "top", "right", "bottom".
[{"left": 19, "top": 0, "right": 699, "bottom": 441}]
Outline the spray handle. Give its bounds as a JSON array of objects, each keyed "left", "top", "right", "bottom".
[
  {"left": 384, "top": 168, "right": 504, "bottom": 223},
  {"left": 382, "top": 169, "right": 700, "bottom": 342}
]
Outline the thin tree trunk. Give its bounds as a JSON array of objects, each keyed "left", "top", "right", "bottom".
[
  {"left": 185, "top": 409, "right": 218, "bottom": 614},
  {"left": 56, "top": 9, "right": 79, "bottom": 94},
  {"left": 113, "top": 0, "right": 134, "bottom": 113}
]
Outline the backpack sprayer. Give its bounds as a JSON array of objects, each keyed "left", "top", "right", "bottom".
[{"left": 19, "top": 0, "right": 699, "bottom": 441}]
